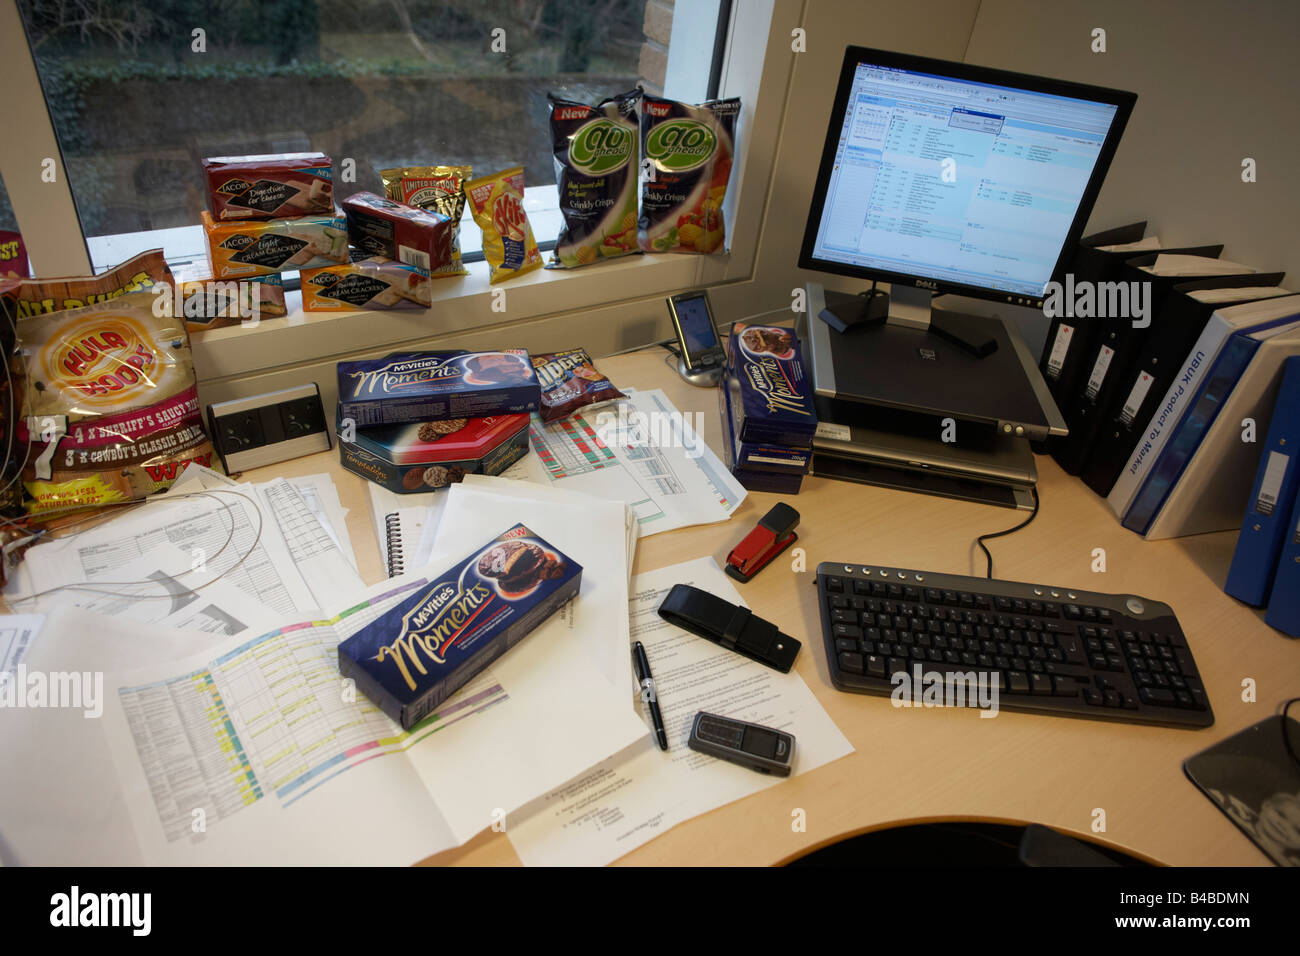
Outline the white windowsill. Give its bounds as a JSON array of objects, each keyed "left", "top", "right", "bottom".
[{"left": 86, "top": 185, "right": 566, "bottom": 273}]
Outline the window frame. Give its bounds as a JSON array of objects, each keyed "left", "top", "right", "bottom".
[{"left": 1, "top": 0, "right": 792, "bottom": 411}]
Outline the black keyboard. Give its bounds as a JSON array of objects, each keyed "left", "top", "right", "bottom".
[{"left": 816, "top": 562, "right": 1214, "bottom": 728}]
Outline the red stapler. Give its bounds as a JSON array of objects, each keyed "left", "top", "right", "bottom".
[{"left": 726, "top": 503, "right": 800, "bottom": 583}]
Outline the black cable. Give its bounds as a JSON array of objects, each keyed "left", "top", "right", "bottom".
[{"left": 975, "top": 486, "right": 1039, "bottom": 579}]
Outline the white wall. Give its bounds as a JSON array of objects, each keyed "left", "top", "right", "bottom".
[
  {"left": 725, "top": 0, "right": 1299, "bottom": 354},
  {"left": 966, "top": 0, "right": 1298, "bottom": 279}
]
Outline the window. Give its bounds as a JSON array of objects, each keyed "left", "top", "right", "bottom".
[
  {"left": 0, "top": 172, "right": 26, "bottom": 278},
  {"left": 16, "top": 0, "right": 702, "bottom": 270},
  {"left": 3, "top": 0, "right": 787, "bottom": 414}
]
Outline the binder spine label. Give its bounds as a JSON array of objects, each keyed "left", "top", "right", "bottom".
[
  {"left": 1120, "top": 370, "right": 1155, "bottom": 426},
  {"left": 1045, "top": 323, "right": 1074, "bottom": 379},
  {"left": 1085, "top": 345, "right": 1115, "bottom": 401},
  {"left": 1256, "top": 450, "right": 1289, "bottom": 516}
]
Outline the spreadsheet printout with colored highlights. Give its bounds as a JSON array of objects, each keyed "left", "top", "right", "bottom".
[
  {"left": 101, "top": 565, "right": 646, "bottom": 864},
  {"left": 523, "top": 389, "right": 745, "bottom": 536}
]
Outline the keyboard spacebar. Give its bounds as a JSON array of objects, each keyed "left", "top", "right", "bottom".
[{"left": 854, "top": 661, "right": 1086, "bottom": 699}]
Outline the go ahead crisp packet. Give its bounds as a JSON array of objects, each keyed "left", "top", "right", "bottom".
[
  {"left": 547, "top": 89, "right": 640, "bottom": 268},
  {"left": 465, "top": 166, "right": 543, "bottom": 284}
]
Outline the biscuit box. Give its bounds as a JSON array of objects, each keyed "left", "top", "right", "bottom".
[
  {"left": 202, "top": 152, "right": 334, "bottom": 221},
  {"left": 301, "top": 254, "right": 431, "bottom": 311},
  {"left": 721, "top": 371, "right": 809, "bottom": 474},
  {"left": 725, "top": 322, "right": 817, "bottom": 448},
  {"left": 338, "top": 412, "right": 530, "bottom": 493},
  {"left": 169, "top": 261, "right": 286, "bottom": 333},
  {"left": 336, "top": 349, "right": 541, "bottom": 427},
  {"left": 342, "top": 191, "right": 455, "bottom": 277},
  {"left": 339, "top": 523, "right": 581, "bottom": 729},
  {"left": 202, "top": 210, "right": 348, "bottom": 278},
  {"left": 720, "top": 373, "right": 804, "bottom": 494}
]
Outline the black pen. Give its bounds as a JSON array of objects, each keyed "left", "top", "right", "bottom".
[{"left": 632, "top": 641, "right": 668, "bottom": 751}]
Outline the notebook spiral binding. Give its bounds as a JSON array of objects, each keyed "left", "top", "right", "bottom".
[{"left": 384, "top": 512, "right": 405, "bottom": 576}]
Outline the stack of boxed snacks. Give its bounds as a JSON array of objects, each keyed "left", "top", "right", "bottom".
[
  {"left": 336, "top": 349, "right": 540, "bottom": 493},
  {"left": 201, "top": 152, "right": 345, "bottom": 320},
  {"left": 719, "top": 323, "right": 816, "bottom": 495}
]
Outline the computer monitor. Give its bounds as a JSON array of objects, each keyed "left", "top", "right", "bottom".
[{"left": 798, "top": 47, "right": 1136, "bottom": 341}]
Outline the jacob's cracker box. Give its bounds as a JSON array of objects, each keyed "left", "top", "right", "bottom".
[
  {"left": 301, "top": 254, "right": 431, "bottom": 311},
  {"left": 203, "top": 210, "right": 348, "bottom": 278},
  {"left": 339, "top": 523, "right": 581, "bottom": 729},
  {"left": 336, "top": 349, "right": 541, "bottom": 427},
  {"left": 203, "top": 152, "right": 334, "bottom": 221}
]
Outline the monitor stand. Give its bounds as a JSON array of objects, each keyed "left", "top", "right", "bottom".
[{"left": 819, "top": 284, "right": 998, "bottom": 358}]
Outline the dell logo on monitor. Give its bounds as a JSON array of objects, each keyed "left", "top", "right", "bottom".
[{"left": 915, "top": 279, "right": 938, "bottom": 290}]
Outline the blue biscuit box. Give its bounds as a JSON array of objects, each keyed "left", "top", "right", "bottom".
[
  {"left": 725, "top": 323, "right": 817, "bottom": 448},
  {"left": 722, "top": 371, "right": 810, "bottom": 474},
  {"left": 337, "top": 349, "right": 541, "bottom": 427},
  {"left": 720, "top": 372, "right": 805, "bottom": 495},
  {"left": 339, "top": 524, "right": 581, "bottom": 729}
]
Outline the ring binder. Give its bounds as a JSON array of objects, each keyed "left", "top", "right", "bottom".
[{"left": 384, "top": 512, "right": 405, "bottom": 576}]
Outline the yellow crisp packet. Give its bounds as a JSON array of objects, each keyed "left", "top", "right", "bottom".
[{"left": 465, "top": 166, "right": 543, "bottom": 284}]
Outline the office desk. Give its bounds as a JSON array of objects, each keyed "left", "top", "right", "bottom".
[{"left": 240, "top": 344, "right": 1295, "bottom": 865}]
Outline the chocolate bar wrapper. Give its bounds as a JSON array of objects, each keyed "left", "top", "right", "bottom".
[
  {"left": 380, "top": 165, "right": 471, "bottom": 278},
  {"left": 301, "top": 254, "right": 432, "bottom": 311},
  {"left": 203, "top": 210, "right": 348, "bottom": 278},
  {"left": 725, "top": 322, "right": 816, "bottom": 448},
  {"left": 336, "top": 349, "right": 541, "bottom": 427},
  {"left": 203, "top": 152, "right": 334, "bottom": 221},
  {"left": 338, "top": 413, "right": 530, "bottom": 493},
  {"left": 342, "top": 191, "right": 455, "bottom": 278},
  {"left": 338, "top": 523, "right": 581, "bottom": 729}
]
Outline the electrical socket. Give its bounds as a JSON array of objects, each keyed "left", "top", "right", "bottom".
[{"left": 207, "top": 384, "right": 331, "bottom": 473}]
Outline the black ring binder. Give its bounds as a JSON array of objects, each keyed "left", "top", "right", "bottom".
[{"left": 384, "top": 512, "right": 405, "bottom": 576}]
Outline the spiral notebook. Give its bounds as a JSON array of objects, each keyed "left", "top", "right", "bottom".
[{"left": 366, "top": 483, "right": 449, "bottom": 578}]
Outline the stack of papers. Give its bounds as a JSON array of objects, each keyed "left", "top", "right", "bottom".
[
  {"left": 520, "top": 389, "right": 746, "bottom": 538},
  {"left": 0, "top": 464, "right": 655, "bottom": 864},
  {"left": 6, "top": 465, "right": 361, "bottom": 631},
  {"left": 506, "top": 557, "right": 854, "bottom": 866}
]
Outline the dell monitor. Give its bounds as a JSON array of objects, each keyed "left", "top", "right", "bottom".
[{"left": 799, "top": 47, "right": 1136, "bottom": 345}]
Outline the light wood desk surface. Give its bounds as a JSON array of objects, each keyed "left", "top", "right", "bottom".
[{"left": 249, "top": 345, "right": 1297, "bottom": 866}]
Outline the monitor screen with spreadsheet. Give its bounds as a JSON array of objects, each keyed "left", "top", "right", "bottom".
[{"left": 799, "top": 47, "right": 1136, "bottom": 307}]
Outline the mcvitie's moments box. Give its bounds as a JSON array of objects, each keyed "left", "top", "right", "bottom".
[
  {"left": 725, "top": 323, "right": 817, "bottom": 448},
  {"left": 337, "top": 349, "right": 541, "bottom": 427},
  {"left": 339, "top": 524, "right": 581, "bottom": 729}
]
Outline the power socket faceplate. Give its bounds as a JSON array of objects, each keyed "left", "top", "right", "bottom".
[{"left": 207, "top": 383, "right": 332, "bottom": 473}]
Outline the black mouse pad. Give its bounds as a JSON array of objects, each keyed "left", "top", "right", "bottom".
[{"left": 1184, "top": 713, "right": 1300, "bottom": 866}]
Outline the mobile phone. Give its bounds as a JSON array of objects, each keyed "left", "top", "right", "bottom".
[
  {"left": 687, "top": 711, "right": 795, "bottom": 776},
  {"left": 667, "top": 291, "right": 725, "bottom": 371}
]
